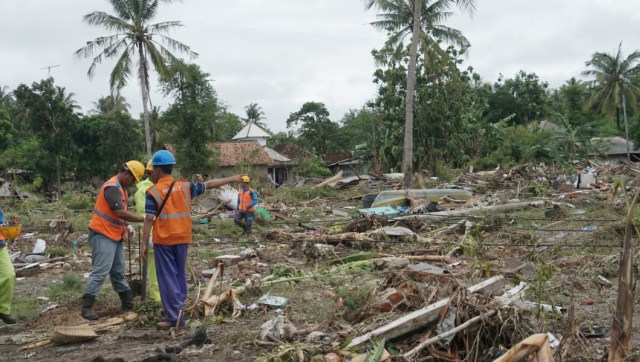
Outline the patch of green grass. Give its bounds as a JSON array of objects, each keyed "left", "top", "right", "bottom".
[
  {"left": 47, "top": 246, "right": 70, "bottom": 258},
  {"left": 47, "top": 273, "right": 84, "bottom": 301},
  {"left": 271, "top": 185, "right": 340, "bottom": 203},
  {"left": 11, "top": 297, "right": 44, "bottom": 320},
  {"left": 198, "top": 249, "right": 223, "bottom": 260},
  {"left": 207, "top": 219, "right": 243, "bottom": 238}
]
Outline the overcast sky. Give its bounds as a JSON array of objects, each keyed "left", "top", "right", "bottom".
[{"left": 1, "top": 0, "right": 639, "bottom": 133}]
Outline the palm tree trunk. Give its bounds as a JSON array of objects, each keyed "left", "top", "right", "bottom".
[
  {"left": 138, "top": 43, "right": 153, "bottom": 160},
  {"left": 622, "top": 94, "right": 631, "bottom": 163},
  {"left": 402, "top": 0, "right": 422, "bottom": 190}
]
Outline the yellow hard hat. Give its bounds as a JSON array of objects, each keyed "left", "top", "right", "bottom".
[
  {"left": 145, "top": 160, "right": 153, "bottom": 171},
  {"left": 125, "top": 160, "right": 145, "bottom": 182},
  {"left": 241, "top": 175, "right": 250, "bottom": 183}
]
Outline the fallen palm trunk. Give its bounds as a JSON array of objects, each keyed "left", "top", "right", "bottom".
[
  {"left": 494, "top": 333, "right": 553, "bottom": 362},
  {"left": 394, "top": 201, "right": 549, "bottom": 222},
  {"left": 313, "top": 170, "right": 343, "bottom": 188},
  {"left": 347, "top": 276, "right": 506, "bottom": 349}
]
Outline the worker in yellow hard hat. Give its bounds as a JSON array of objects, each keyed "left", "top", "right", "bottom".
[
  {"left": 134, "top": 161, "right": 160, "bottom": 302},
  {"left": 234, "top": 176, "right": 258, "bottom": 234},
  {"left": 81, "top": 161, "right": 146, "bottom": 320}
]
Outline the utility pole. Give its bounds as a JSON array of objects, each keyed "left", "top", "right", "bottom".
[{"left": 40, "top": 65, "right": 61, "bottom": 77}]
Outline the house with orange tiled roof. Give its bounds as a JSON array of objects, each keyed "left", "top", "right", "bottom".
[
  {"left": 212, "top": 123, "right": 296, "bottom": 184},
  {"left": 163, "top": 123, "right": 297, "bottom": 184}
]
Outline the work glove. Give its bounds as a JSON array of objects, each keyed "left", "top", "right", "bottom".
[{"left": 126, "top": 224, "right": 136, "bottom": 239}]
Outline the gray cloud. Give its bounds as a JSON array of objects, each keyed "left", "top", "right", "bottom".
[{"left": 1, "top": 0, "right": 639, "bottom": 133}]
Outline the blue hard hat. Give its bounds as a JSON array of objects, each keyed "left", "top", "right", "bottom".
[{"left": 152, "top": 150, "right": 176, "bottom": 166}]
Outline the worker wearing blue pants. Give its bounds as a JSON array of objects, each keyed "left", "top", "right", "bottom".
[
  {"left": 153, "top": 243, "right": 188, "bottom": 326},
  {"left": 141, "top": 150, "right": 243, "bottom": 330}
]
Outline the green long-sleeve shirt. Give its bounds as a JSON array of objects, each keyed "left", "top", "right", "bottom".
[{"left": 134, "top": 179, "right": 154, "bottom": 216}]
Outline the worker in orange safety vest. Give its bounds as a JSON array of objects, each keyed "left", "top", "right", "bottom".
[
  {"left": 141, "top": 150, "right": 243, "bottom": 330},
  {"left": 234, "top": 176, "right": 259, "bottom": 234},
  {"left": 81, "top": 161, "right": 146, "bottom": 320}
]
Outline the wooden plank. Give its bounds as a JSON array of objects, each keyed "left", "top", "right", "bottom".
[{"left": 346, "top": 276, "right": 505, "bottom": 349}]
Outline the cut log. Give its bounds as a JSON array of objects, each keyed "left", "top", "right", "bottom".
[{"left": 346, "top": 276, "right": 505, "bottom": 349}]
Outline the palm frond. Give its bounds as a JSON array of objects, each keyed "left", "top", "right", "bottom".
[
  {"left": 143, "top": 40, "right": 172, "bottom": 79},
  {"left": 83, "top": 11, "right": 133, "bottom": 32},
  {"left": 146, "top": 20, "right": 183, "bottom": 34},
  {"left": 75, "top": 34, "right": 127, "bottom": 58},
  {"left": 153, "top": 34, "right": 198, "bottom": 58},
  {"left": 85, "top": 38, "right": 131, "bottom": 79},
  {"left": 109, "top": 44, "right": 135, "bottom": 91},
  {"left": 109, "top": 0, "right": 135, "bottom": 21}
]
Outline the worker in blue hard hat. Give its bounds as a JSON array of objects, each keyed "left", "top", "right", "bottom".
[{"left": 141, "top": 150, "right": 243, "bottom": 330}]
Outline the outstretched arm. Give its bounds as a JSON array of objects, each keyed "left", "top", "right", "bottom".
[{"left": 204, "top": 175, "right": 243, "bottom": 189}]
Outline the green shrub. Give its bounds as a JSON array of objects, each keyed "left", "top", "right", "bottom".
[
  {"left": 297, "top": 157, "right": 331, "bottom": 178},
  {"left": 61, "top": 193, "right": 94, "bottom": 210}
]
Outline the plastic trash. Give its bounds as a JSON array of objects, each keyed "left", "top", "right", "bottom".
[
  {"left": 256, "top": 294, "right": 289, "bottom": 308},
  {"left": 32, "top": 239, "right": 46, "bottom": 254},
  {"left": 217, "top": 185, "right": 238, "bottom": 210},
  {"left": 255, "top": 207, "right": 272, "bottom": 219},
  {"left": 582, "top": 225, "right": 598, "bottom": 232}
]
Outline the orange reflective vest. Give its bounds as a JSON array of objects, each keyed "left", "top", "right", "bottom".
[
  {"left": 238, "top": 187, "right": 256, "bottom": 212},
  {"left": 89, "top": 176, "right": 128, "bottom": 241},
  {"left": 147, "top": 177, "right": 192, "bottom": 245}
]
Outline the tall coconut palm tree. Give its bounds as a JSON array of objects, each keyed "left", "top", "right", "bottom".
[
  {"left": 75, "top": 0, "right": 197, "bottom": 159},
  {"left": 243, "top": 102, "right": 270, "bottom": 131},
  {"left": 365, "top": 0, "right": 475, "bottom": 189},
  {"left": 583, "top": 43, "right": 640, "bottom": 162}
]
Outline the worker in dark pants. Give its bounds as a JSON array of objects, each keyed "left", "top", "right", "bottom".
[
  {"left": 81, "top": 161, "right": 146, "bottom": 320},
  {"left": 234, "top": 176, "right": 258, "bottom": 234}
]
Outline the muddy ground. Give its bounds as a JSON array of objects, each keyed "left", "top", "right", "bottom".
[{"left": 2, "top": 165, "right": 640, "bottom": 361}]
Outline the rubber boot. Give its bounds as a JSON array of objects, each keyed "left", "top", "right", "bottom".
[
  {"left": 81, "top": 294, "right": 99, "bottom": 320},
  {"left": 118, "top": 290, "right": 134, "bottom": 311},
  {"left": 0, "top": 313, "right": 17, "bottom": 324}
]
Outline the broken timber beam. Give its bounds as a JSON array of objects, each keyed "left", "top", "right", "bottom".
[{"left": 346, "top": 275, "right": 505, "bottom": 349}]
